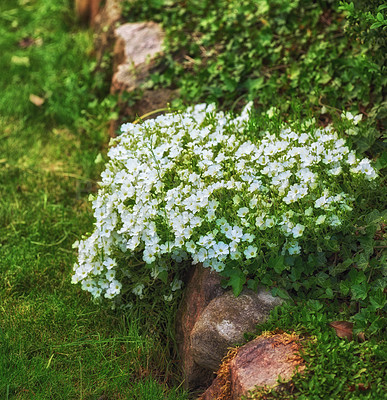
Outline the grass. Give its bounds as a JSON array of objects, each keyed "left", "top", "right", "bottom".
[
  {"left": 0, "top": 0, "right": 385, "bottom": 399},
  {"left": 0, "top": 0, "right": 188, "bottom": 399}
]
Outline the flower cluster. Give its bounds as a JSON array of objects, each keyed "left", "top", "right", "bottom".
[{"left": 72, "top": 104, "right": 377, "bottom": 300}]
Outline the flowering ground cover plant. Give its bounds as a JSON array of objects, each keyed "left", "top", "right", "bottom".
[{"left": 72, "top": 104, "right": 379, "bottom": 302}]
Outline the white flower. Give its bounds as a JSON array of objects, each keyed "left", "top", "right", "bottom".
[
  {"left": 171, "top": 279, "right": 182, "bottom": 291},
  {"left": 106, "top": 270, "right": 116, "bottom": 282},
  {"left": 288, "top": 243, "right": 301, "bottom": 255},
  {"left": 316, "top": 215, "right": 326, "bottom": 225},
  {"left": 237, "top": 207, "right": 249, "bottom": 218},
  {"left": 292, "top": 224, "right": 305, "bottom": 238},
  {"left": 244, "top": 245, "right": 258, "bottom": 259},
  {"left": 132, "top": 283, "right": 145, "bottom": 298},
  {"left": 109, "top": 280, "right": 122, "bottom": 295},
  {"left": 74, "top": 103, "right": 377, "bottom": 301},
  {"left": 103, "top": 257, "right": 116, "bottom": 270}
]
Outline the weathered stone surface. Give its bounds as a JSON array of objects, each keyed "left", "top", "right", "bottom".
[
  {"left": 75, "top": 0, "right": 101, "bottom": 25},
  {"left": 198, "top": 373, "right": 226, "bottom": 400},
  {"left": 111, "top": 22, "right": 164, "bottom": 94},
  {"left": 199, "top": 333, "right": 304, "bottom": 400},
  {"left": 191, "top": 289, "right": 282, "bottom": 372},
  {"left": 175, "top": 264, "right": 225, "bottom": 390},
  {"left": 230, "top": 334, "right": 304, "bottom": 399}
]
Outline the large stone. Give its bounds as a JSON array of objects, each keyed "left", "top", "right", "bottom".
[
  {"left": 230, "top": 334, "right": 304, "bottom": 399},
  {"left": 199, "top": 333, "right": 304, "bottom": 400},
  {"left": 191, "top": 289, "right": 282, "bottom": 372},
  {"left": 75, "top": 0, "right": 101, "bottom": 26},
  {"left": 175, "top": 264, "right": 225, "bottom": 390},
  {"left": 111, "top": 22, "right": 165, "bottom": 94}
]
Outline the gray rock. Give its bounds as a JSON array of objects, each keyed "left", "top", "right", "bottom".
[
  {"left": 191, "top": 289, "right": 282, "bottom": 372},
  {"left": 111, "top": 22, "right": 164, "bottom": 94}
]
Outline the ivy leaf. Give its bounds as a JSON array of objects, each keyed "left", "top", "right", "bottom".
[
  {"left": 348, "top": 269, "right": 366, "bottom": 284},
  {"left": 329, "top": 258, "right": 353, "bottom": 276},
  {"left": 369, "top": 290, "right": 386, "bottom": 310},
  {"left": 357, "top": 253, "right": 370, "bottom": 270},
  {"left": 315, "top": 271, "right": 330, "bottom": 288},
  {"left": 351, "top": 282, "right": 370, "bottom": 301},
  {"left": 358, "top": 236, "right": 375, "bottom": 258},
  {"left": 365, "top": 209, "right": 381, "bottom": 226},
  {"left": 340, "top": 280, "right": 351, "bottom": 296}
]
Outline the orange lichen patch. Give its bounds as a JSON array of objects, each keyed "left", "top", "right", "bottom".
[{"left": 198, "top": 347, "right": 239, "bottom": 400}]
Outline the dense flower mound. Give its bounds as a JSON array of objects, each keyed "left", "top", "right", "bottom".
[{"left": 72, "top": 104, "right": 377, "bottom": 300}]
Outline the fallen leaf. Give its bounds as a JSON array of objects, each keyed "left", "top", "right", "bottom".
[
  {"left": 329, "top": 321, "right": 353, "bottom": 340},
  {"left": 348, "top": 383, "right": 370, "bottom": 392},
  {"left": 357, "top": 332, "right": 366, "bottom": 342},
  {"left": 29, "top": 94, "right": 45, "bottom": 107},
  {"left": 18, "top": 37, "right": 35, "bottom": 48}
]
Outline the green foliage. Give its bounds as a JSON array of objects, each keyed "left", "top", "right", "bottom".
[
  {"left": 0, "top": 0, "right": 112, "bottom": 127},
  {"left": 240, "top": 111, "right": 386, "bottom": 340},
  {"left": 123, "top": 0, "right": 385, "bottom": 139}
]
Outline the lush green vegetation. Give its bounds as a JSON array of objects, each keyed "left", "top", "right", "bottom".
[
  {"left": 0, "top": 0, "right": 187, "bottom": 398},
  {"left": 119, "top": 1, "right": 385, "bottom": 398},
  {"left": 1, "top": 0, "right": 385, "bottom": 399}
]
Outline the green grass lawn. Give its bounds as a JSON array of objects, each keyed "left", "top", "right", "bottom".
[
  {"left": 0, "top": 0, "right": 385, "bottom": 399},
  {"left": 0, "top": 1, "right": 188, "bottom": 398}
]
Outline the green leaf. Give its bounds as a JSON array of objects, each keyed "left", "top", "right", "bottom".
[
  {"left": 271, "top": 287, "right": 291, "bottom": 300},
  {"left": 357, "top": 253, "right": 370, "bottom": 270},
  {"left": 370, "top": 22, "right": 383, "bottom": 29},
  {"left": 246, "top": 77, "right": 265, "bottom": 91},
  {"left": 269, "top": 255, "right": 286, "bottom": 274},
  {"left": 315, "top": 271, "right": 330, "bottom": 288},
  {"left": 329, "top": 259, "right": 353, "bottom": 276},
  {"left": 351, "top": 282, "right": 370, "bottom": 301},
  {"left": 307, "top": 299, "right": 323, "bottom": 312},
  {"left": 375, "top": 151, "right": 387, "bottom": 170},
  {"left": 340, "top": 280, "right": 351, "bottom": 296},
  {"left": 222, "top": 268, "right": 246, "bottom": 296},
  {"left": 348, "top": 269, "right": 366, "bottom": 284},
  {"left": 358, "top": 236, "right": 375, "bottom": 258},
  {"left": 376, "top": 12, "right": 384, "bottom": 22},
  {"left": 158, "top": 269, "right": 168, "bottom": 284},
  {"left": 365, "top": 209, "right": 381, "bottom": 226},
  {"left": 369, "top": 290, "right": 386, "bottom": 310},
  {"left": 247, "top": 278, "right": 259, "bottom": 291}
]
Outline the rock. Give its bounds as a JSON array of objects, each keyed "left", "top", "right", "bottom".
[
  {"left": 191, "top": 289, "right": 282, "bottom": 373},
  {"left": 230, "top": 334, "right": 304, "bottom": 399},
  {"left": 175, "top": 264, "right": 225, "bottom": 390},
  {"left": 110, "top": 22, "right": 165, "bottom": 94},
  {"left": 107, "top": 21, "right": 174, "bottom": 136},
  {"left": 93, "top": 0, "right": 124, "bottom": 64},
  {"left": 75, "top": 0, "right": 101, "bottom": 25},
  {"left": 199, "top": 333, "right": 304, "bottom": 400}
]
